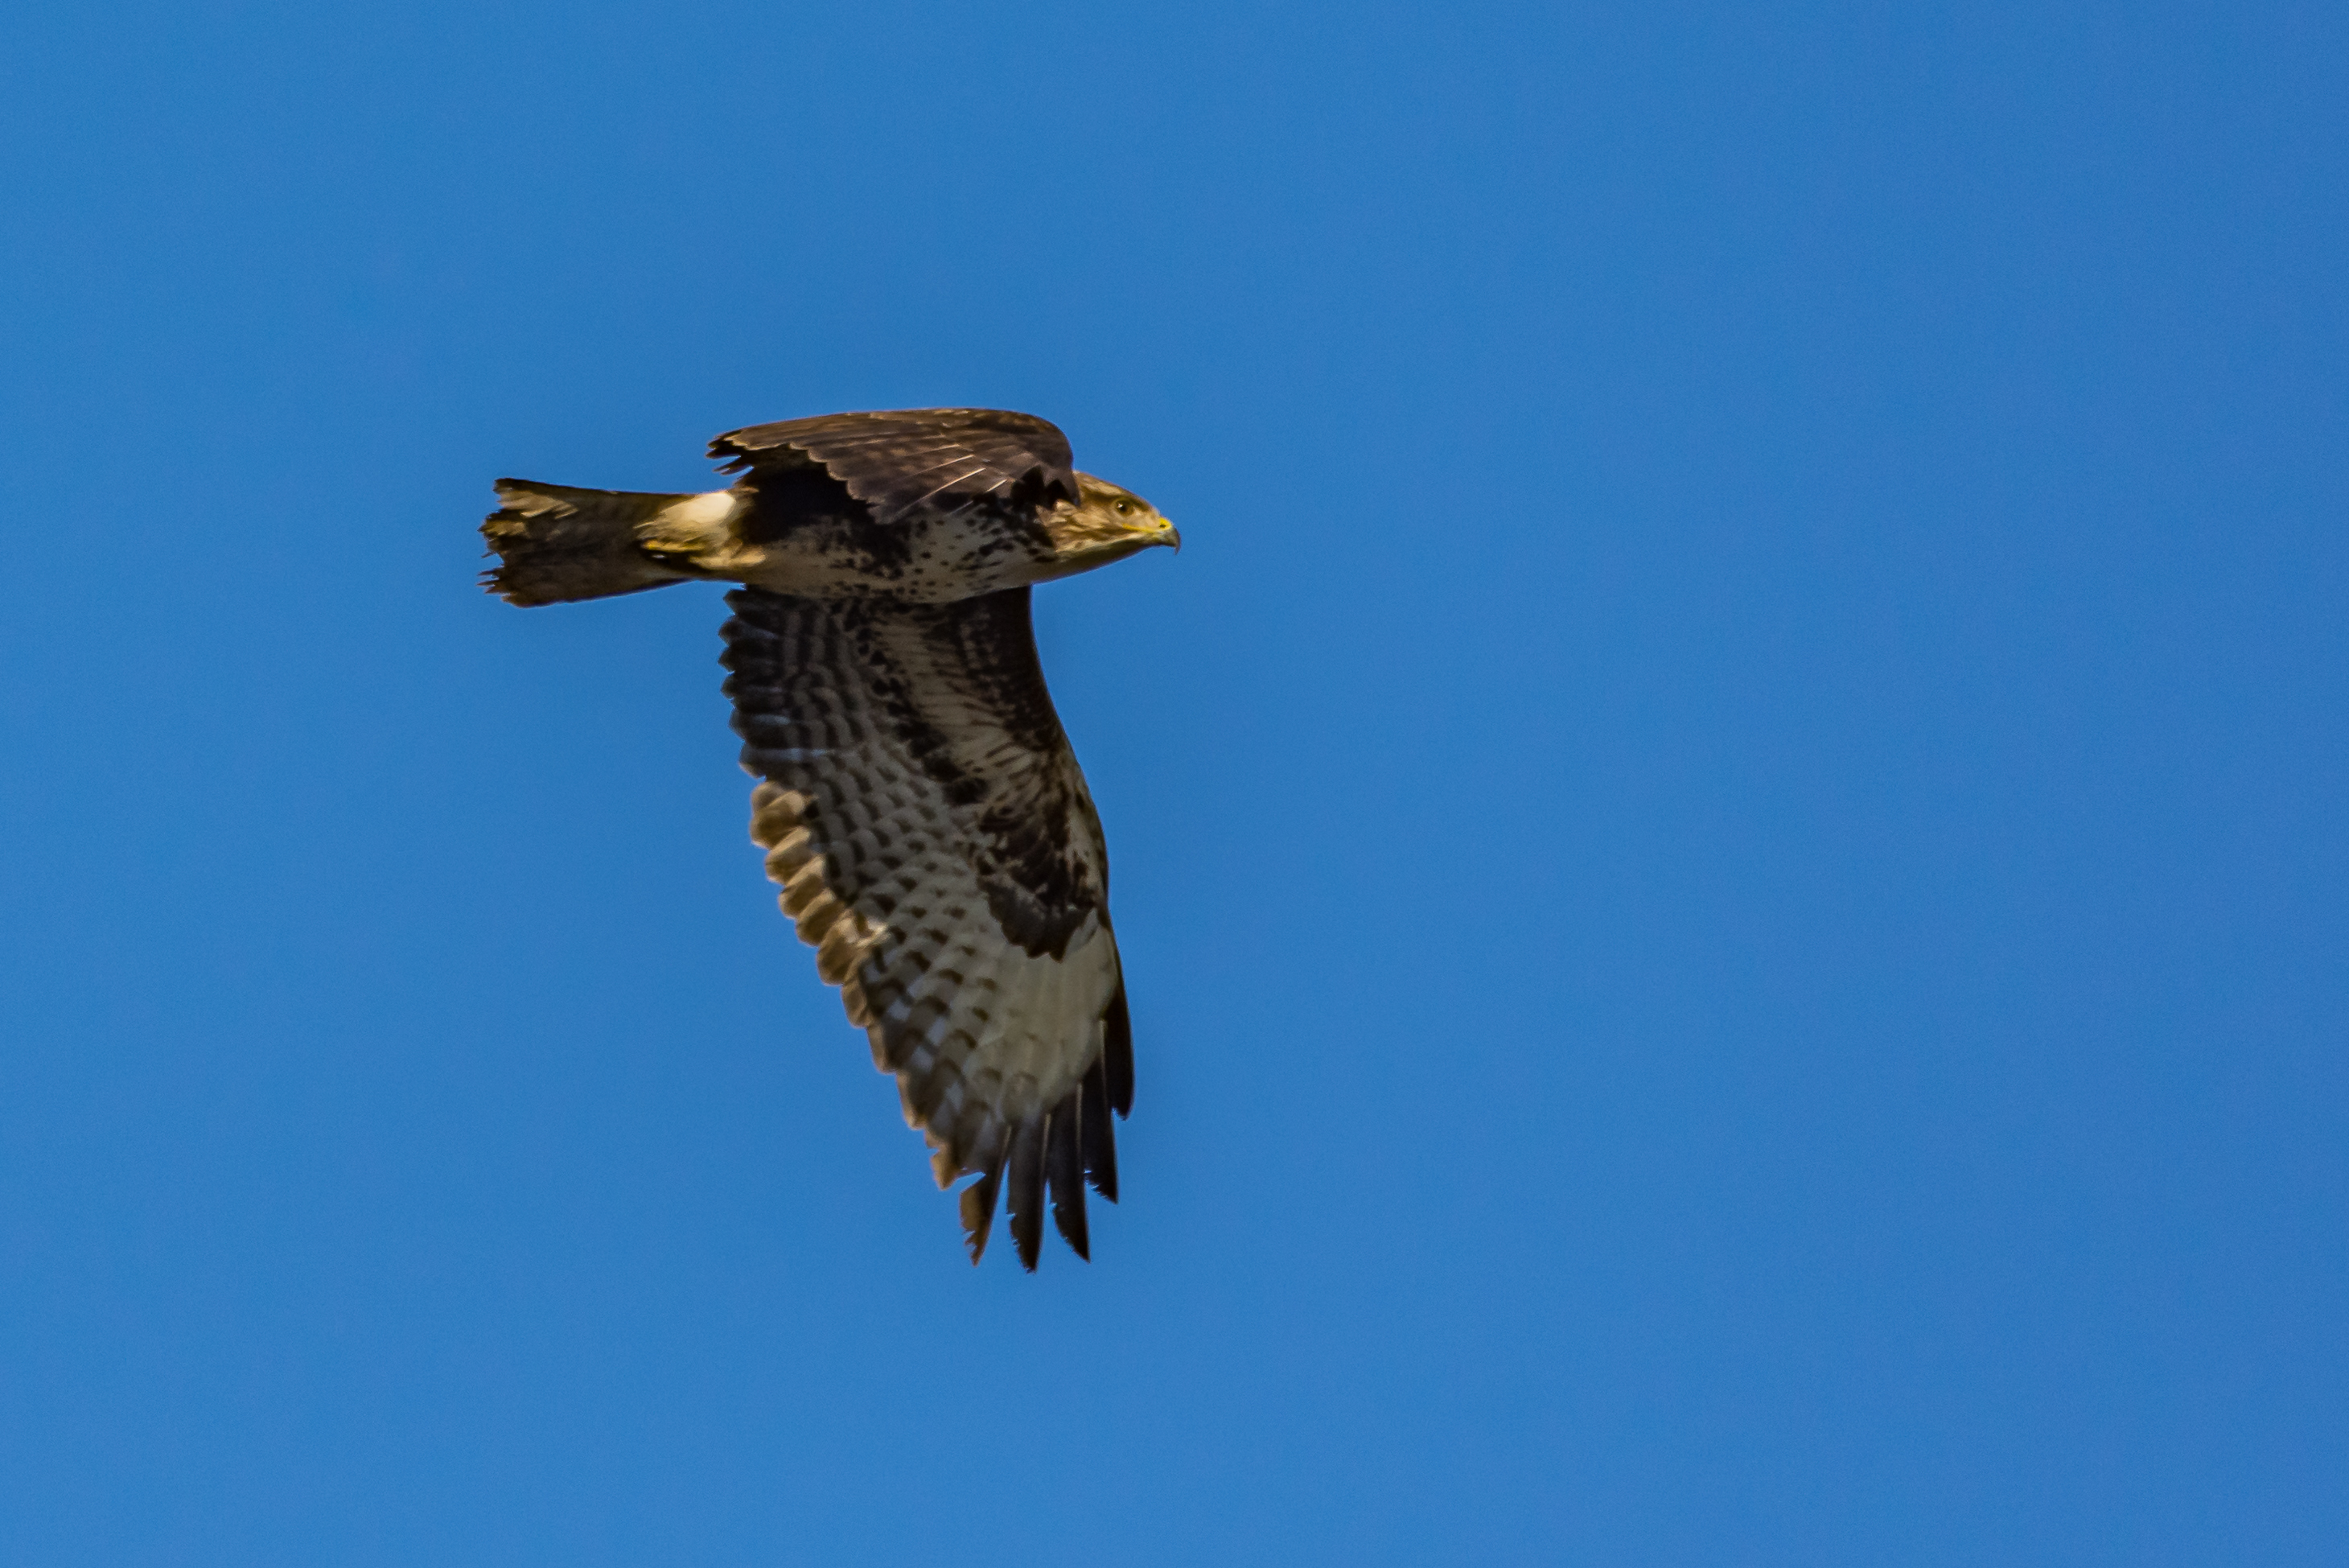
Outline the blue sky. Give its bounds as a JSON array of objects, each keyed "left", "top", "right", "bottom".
[{"left": 2, "top": 2, "right": 2343, "bottom": 1562}]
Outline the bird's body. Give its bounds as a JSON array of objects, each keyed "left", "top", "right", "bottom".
[
  {"left": 479, "top": 409, "right": 1177, "bottom": 1269},
  {"left": 483, "top": 409, "right": 1170, "bottom": 606}
]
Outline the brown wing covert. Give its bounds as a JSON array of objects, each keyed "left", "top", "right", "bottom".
[{"left": 710, "top": 408, "right": 1080, "bottom": 524}]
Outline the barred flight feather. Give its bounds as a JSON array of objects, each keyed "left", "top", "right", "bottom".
[{"left": 724, "top": 586, "right": 1130, "bottom": 1268}]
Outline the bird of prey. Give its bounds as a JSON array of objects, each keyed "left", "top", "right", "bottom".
[{"left": 479, "top": 408, "right": 1179, "bottom": 1269}]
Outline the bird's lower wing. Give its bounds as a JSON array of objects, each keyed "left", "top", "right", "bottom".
[{"left": 719, "top": 587, "right": 1130, "bottom": 1268}]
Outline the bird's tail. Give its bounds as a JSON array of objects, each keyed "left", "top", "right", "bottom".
[{"left": 480, "top": 480, "right": 737, "bottom": 607}]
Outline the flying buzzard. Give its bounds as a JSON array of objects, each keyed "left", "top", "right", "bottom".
[{"left": 479, "top": 409, "right": 1179, "bottom": 1269}]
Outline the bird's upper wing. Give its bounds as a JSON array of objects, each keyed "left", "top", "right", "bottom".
[
  {"left": 720, "top": 585, "right": 1130, "bottom": 1268},
  {"left": 710, "top": 409, "right": 1080, "bottom": 524}
]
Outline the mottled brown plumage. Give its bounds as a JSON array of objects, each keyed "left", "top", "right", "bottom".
[{"left": 479, "top": 409, "right": 1176, "bottom": 1267}]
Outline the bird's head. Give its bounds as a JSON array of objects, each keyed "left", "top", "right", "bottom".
[{"left": 1039, "top": 473, "right": 1181, "bottom": 577}]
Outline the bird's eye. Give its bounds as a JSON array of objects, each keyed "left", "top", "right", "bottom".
[{"left": 1114, "top": 500, "right": 1132, "bottom": 515}]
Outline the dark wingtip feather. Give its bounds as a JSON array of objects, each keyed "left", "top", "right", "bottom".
[
  {"left": 958, "top": 1163, "right": 1002, "bottom": 1266},
  {"left": 1103, "top": 982, "right": 1134, "bottom": 1118},
  {"left": 1006, "top": 1117, "right": 1046, "bottom": 1272},
  {"left": 1045, "top": 1093, "right": 1090, "bottom": 1260},
  {"left": 1081, "top": 1055, "right": 1119, "bottom": 1203}
]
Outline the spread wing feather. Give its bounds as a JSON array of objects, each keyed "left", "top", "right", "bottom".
[
  {"left": 719, "top": 584, "right": 1129, "bottom": 1268},
  {"left": 710, "top": 409, "right": 1080, "bottom": 523}
]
